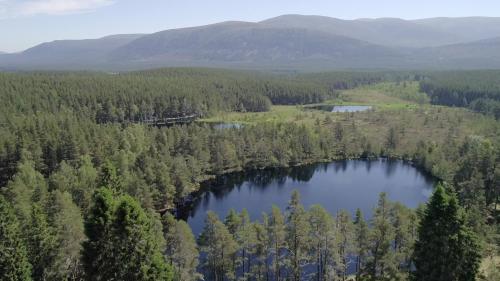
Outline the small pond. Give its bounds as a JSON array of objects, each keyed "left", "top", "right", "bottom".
[{"left": 309, "top": 105, "right": 373, "bottom": 112}]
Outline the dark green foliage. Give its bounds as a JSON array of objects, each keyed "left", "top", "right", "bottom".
[
  {"left": 413, "top": 184, "right": 482, "bottom": 281},
  {"left": 286, "top": 190, "right": 310, "bottom": 281},
  {"left": 354, "top": 208, "right": 370, "bottom": 280},
  {"left": 0, "top": 195, "right": 32, "bottom": 281},
  {"left": 420, "top": 71, "right": 500, "bottom": 118},
  {"left": 25, "top": 204, "right": 57, "bottom": 281},
  {"left": 81, "top": 188, "right": 173, "bottom": 281}
]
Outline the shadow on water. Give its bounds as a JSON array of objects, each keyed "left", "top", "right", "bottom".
[
  {"left": 177, "top": 159, "right": 436, "bottom": 232},
  {"left": 182, "top": 159, "right": 436, "bottom": 277}
]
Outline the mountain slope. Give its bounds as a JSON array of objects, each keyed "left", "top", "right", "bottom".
[
  {"left": 110, "top": 21, "right": 404, "bottom": 67},
  {"left": 0, "top": 34, "right": 144, "bottom": 69},
  {"left": 2, "top": 15, "right": 500, "bottom": 71},
  {"left": 413, "top": 37, "right": 500, "bottom": 68},
  {"left": 413, "top": 17, "right": 500, "bottom": 43},
  {"left": 261, "top": 15, "right": 463, "bottom": 48}
]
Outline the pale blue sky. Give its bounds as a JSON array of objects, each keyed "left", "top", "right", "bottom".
[{"left": 1, "top": 0, "right": 500, "bottom": 52}]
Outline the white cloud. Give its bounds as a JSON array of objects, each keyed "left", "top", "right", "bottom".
[{"left": 0, "top": 0, "right": 115, "bottom": 18}]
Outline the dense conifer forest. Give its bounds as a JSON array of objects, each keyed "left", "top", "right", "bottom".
[
  {"left": 0, "top": 68, "right": 498, "bottom": 281},
  {"left": 419, "top": 70, "right": 500, "bottom": 119}
]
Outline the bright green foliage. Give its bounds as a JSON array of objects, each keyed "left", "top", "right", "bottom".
[
  {"left": 26, "top": 204, "right": 57, "bottom": 281},
  {"left": 236, "top": 209, "right": 256, "bottom": 278},
  {"left": 46, "top": 191, "right": 85, "bottom": 281},
  {"left": 336, "top": 209, "right": 355, "bottom": 280},
  {"left": 3, "top": 159, "right": 47, "bottom": 221},
  {"left": 268, "top": 205, "right": 286, "bottom": 281},
  {"left": 98, "top": 161, "right": 122, "bottom": 192},
  {"left": 413, "top": 184, "right": 482, "bottom": 281},
  {"left": 224, "top": 208, "right": 242, "bottom": 235},
  {"left": 367, "top": 193, "right": 398, "bottom": 281},
  {"left": 354, "top": 208, "right": 370, "bottom": 280},
  {"left": 198, "top": 211, "right": 238, "bottom": 281},
  {"left": 286, "top": 190, "right": 310, "bottom": 281},
  {"left": 308, "top": 205, "right": 335, "bottom": 281},
  {"left": 0, "top": 195, "right": 32, "bottom": 281},
  {"left": 162, "top": 213, "right": 200, "bottom": 281},
  {"left": 81, "top": 188, "right": 172, "bottom": 281},
  {"left": 393, "top": 203, "right": 418, "bottom": 276},
  {"left": 251, "top": 217, "right": 270, "bottom": 280}
]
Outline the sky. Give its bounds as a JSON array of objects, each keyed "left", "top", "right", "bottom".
[{"left": 1, "top": 0, "right": 500, "bottom": 52}]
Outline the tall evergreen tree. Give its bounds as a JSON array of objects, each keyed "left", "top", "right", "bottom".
[
  {"left": 81, "top": 188, "right": 115, "bottom": 280},
  {"left": 46, "top": 191, "right": 85, "bottom": 281},
  {"left": 308, "top": 205, "right": 334, "bottom": 281},
  {"left": 81, "top": 188, "right": 172, "bottom": 281},
  {"left": 0, "top": 195, "right": 32, "bottom": 281},
  {"left": 413, "top": 184, "right": 482, "bottom": 281},
  {"left": 268, "top": 205, "right": 286, "bottom": 281},
  {"left": 368, "top": 193, "right": 397, "bottom": 281},
  {"left": 286, "top": 190, "right": 310, "bottom": 281},
  {"left": 236, "top": 209, "right": 256, "bottom": 278},
  {"left": 336, "top": 209, "right": 354, "bottom": 281},
  {"left": 198, "top": 211, "right": 238, "bottom": 281},
  {"left": 162, "top": 213, "right": 200, "bottom": 281},
  {"left": 353, "top": 208, "right": 370, "bottom": 280},
  {"left": 26, "top": 204, "right": 57, "bottom": 281}
]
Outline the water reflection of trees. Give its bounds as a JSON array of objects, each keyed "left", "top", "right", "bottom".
[
  {"left": 177, "top": 159, "right": 437, "bottom": 221},
  {"left": 177, "top": 164, "right": 319, "bottom": 220}
]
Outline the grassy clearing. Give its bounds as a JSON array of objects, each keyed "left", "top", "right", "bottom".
[
  {"left": 200, "top": 82, "right": 500, "bottom": 137},
  {"left": 199, "top": 82, "right": 500, "bottom": 160}
]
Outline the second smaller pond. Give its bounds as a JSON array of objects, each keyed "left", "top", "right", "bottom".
[{"left": 309, "top": 105, "right": 373, "bottom": 112}]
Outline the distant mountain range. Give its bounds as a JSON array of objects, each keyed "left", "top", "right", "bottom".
[{"left": 2, "top": 15, "right": 500, "bottom": 71}]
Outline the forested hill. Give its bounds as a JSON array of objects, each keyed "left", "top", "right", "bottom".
[{"left": 2, "top": 15, "right": 500, "bottom": 71}]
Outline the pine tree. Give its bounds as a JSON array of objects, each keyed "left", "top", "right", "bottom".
[
  {"left": 3, "top": 159, "right": 47, "bottom": 221},
  {"left": 46, "top": 191, "right": 85, "bottom": 281},
  {"left": 413, "top": 184, "right": 482, "bottom": 281},
  {"left": 81, "top": 188, "right": 173, "bottom": 281},
  {"left": 198, "top": 211, "right": 238, "bottom": 281},
  {"left": 268, "top": 205, "right": 286, "bottom": 281},
  {"left": 162, "top": 213, "right": 200, "bottom": 281},
  {"left": 26, "top": 204, "right": 57, "bottom": 281},
  {"left": 336, "top": 209, "right": 354, "bottom": 281},
  {"left": 368, "top": 193, "right": 397, "bottom": 281},
  {"left": 0, "top": 195, "right": 32, "bottom": 281},
  {"left": 236, "top": 209, "right": 256, "bottom": 278},
  {"left": 252, "top": 217, "right": 270, "bottom": 281},
  {"left": 81, "top": 188, "right": 115, "bottom": 280},
  {"left": 113, "top": 195, "right": 172, "bottom": 280},
  {"left": 308, "top": 205, "right": 334, "bottom": 281},
  {"left": 286, "top": 190, "right": 310, "bottom": 281},
  {"left": 224, "top": 208, "right": 241, "bottom": 236},
  {"left": 353, "top": 208, "right": 369, "bottom": 280}
]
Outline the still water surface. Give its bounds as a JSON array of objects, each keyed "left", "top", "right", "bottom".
[
  {"left": 181, "top": 159, "right": 435, "bottom": 235},
  {"left": 308, "top": 105, "right": 373, "bottom": 112}
]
